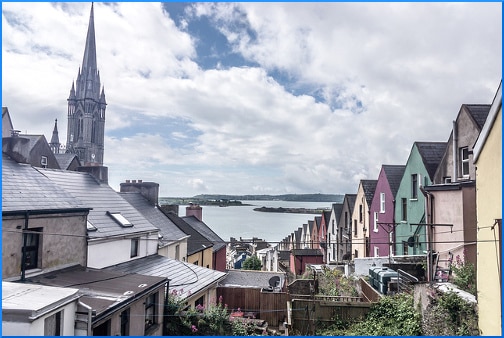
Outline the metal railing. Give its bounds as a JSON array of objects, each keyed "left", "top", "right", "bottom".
[{"left": 397, "top": 269, "right": 418, "bottom": 294}]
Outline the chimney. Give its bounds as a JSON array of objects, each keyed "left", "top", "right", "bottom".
[
  {"left": 77, "top": 165, "right": 109, "bottom": 184},
  {"left": 120, "top": 180, "right": 159, "bottom": 206},
  {"left": 186, "top": 203, "right": 203, "bottom": 221}
]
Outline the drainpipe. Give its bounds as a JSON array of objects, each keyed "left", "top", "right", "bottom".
[
  {"left": 163, "top": 280, "right": 170, "bottom": 335},
  {"left": 453, "top": 120, "right": 457, "bottom": 181},
  {"left": 78, "top": 300, "right": 93, "bottom": 336},
  {"left": 420, "top": 186, "right": 433, "bottom": 282},
  {"left": 21, "top": 211, "right": 30, "bottom": 282}
]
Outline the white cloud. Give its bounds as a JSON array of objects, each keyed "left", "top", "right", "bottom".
[{"left": 2, "top": 2, "right": 501, "bottom": 197}]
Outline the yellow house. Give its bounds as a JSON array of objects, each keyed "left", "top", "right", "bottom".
[
  {"left": 473, "top": 81, "right": 502, "bottom": 336},
  {"left": 351, "top": 180, "right": 377, "bottom": 258}
]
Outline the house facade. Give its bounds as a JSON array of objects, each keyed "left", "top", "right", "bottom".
[
  {"left": 369, "top": 165, "right": 405, "bottom": 258},
  {"left": 394, "top": 142, "right": 446, "bottom": 255},
  {"left": 351, "top": 180, "right": 377, "bottom": 259},
  {"left": 337, "top": 194, "right": 357, "bottom": 260},
  {"left": 473, "top": 82, "right": 501, "bottom": 336},
  {"left": 327, "top": 203, "right": 343, "bottom": 263}
]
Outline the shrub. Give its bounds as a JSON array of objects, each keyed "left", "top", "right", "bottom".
[{"left": 451, "top": 254, "right": 476, "bottom": 295}]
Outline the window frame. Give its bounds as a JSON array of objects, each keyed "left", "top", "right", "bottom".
[
  {"left": 130, "top": 238, "right": 140, "bottom": 258},
  {"left": 380, "top": 192, "right": 385, "bottom": 213},
  {"left": 23, "top": 228, "right": 42, "bottom": 270},
  {"left": 120, "top": 308, "right": 130, "bottom": 336},
  {"left": 460, "top": 146, "right": 470, "bottom": 177},
  {"left": 144, "top": 292, "right": 158, "bottom": 333},
  {"left": 411, "top": 174, "right": 418, "bottom": 199},
  {"left": 401, "top": 198, "right": 407, "bottom": 221},
  {"left": 44, "top": 310, "right": 62, "bottom": 336},
  {"left": 373, "top": 212, "right": 378, "bottom": 232}
]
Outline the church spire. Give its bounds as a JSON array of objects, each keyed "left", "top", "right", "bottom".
[{"left": 49, "top": 119, "right": 61, "bottom": 154}]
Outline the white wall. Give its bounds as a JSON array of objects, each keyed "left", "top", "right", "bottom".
[{"left": 87, "top": 233, "right": 159, "bottom": 268}]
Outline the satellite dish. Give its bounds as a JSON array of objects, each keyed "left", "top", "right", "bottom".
[
  {"left": 407, "top": 236, "right": 415, "bottom": 247},
  {"left": 269, "top": 276, "right": 280, "bottom": 287}
]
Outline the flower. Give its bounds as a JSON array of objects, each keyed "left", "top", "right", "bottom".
[{"left": 191, "top": 325, "right": 198, "bottom": 333}]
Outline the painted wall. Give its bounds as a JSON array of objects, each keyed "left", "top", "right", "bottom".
[
  {"left": 337, "top": 197, "right": 354, "bottom": 260},
  {"left": 290, "top": 254, "right": 324, "bottom": 276},
  {"left": 158, "top": 238, "right": 188, "bottom": 262},
  {"left": 429, "top": 186, "right": 477, "bottom": 271},
  {"left": 187, "top": 247, "right": 214, "bottom": 269},
  {"left": 475, "top": 107, "right": 501, "bottom": 336},
  {"left": 369, "top": 167, "right": 397, "bottom": 258},
  {"left": 2, "top": 212, "right": 88, "bottom": 280},
  {"left": 327, "top": 208, "right": 339, "bottom": 263},
  {"left": 351, "top": 184, "right": 370, "bottom": 259},
  {"left": 87, "top": 232, "right": 159, "bottom": 269},
  {"left": 394, "top": 145, "right": 430, "bottom": 255}
]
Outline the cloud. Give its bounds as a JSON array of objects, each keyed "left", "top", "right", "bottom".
[{"left": 2, "top": 2, "right": 501, "bottom": 197}]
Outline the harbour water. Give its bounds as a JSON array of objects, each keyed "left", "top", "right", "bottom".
[{"left": 178, "top": 200, "right": 339, "bottom": 245}]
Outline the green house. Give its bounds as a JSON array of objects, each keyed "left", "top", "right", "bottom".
[{"left": 394, "top": 142, "right": 447, "bottom": 255}]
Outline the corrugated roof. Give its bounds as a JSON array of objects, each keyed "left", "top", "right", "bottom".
[
  {"left": 219, "top": 270, "right": 286, "bottom": 289},
  {"left": 105, "top": 254, "right": 227, "bottom": 300},
  {"left": 182, "top": 215, "right": 226, "bottom": 252},
  {"left": 382, "top": 165, "right": 406, "bottom": 196},
  {"left": 36, "top": 167, "right": 159, "bottom": 238},
  {"left": 120, "top": 192, "right": 188, "bottom": 246},
  {"left": 162, "top": 212, "right": 213, "bottom": 255},
  {"left": 2, "top": 155, "right": 88, "bottom": 213},
  {"left": 415, "top": 142, "right": 447, "bottom": 180}
]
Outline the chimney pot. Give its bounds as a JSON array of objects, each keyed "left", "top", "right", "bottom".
[
  {"left": 138, "top": 179, "right": 143, "bottom": 183},
  {"left": 132, "top": 180, "right": 136, "bottom": 183},
  {"left": 126, "top": 180, "right": 130, "bottom": 183}
]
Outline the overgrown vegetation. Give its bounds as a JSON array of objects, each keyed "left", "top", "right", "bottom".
[
  {"left": 164, "top": 289, "right": 270, "bottom": 336},
  {"left": 314, "top": 266, "right": 359, "bottom": 297},
  {"left": 422, "top": 288, "right": 479, "bottom": 335},
  {"left": 242, "top": 255, "right": 262, "bottom": 270},
  {"left": 451, "top": 254, "right": 476, "bottom": 295}
]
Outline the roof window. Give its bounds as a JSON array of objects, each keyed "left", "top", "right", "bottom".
[
  {"left": 87, "top": 220, "right": 97, "bottom": 231},
  {"left": 108, "top": 212, "right": 133, "bottom": 227}
]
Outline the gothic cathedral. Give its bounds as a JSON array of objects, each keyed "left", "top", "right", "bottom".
[{"left": 66, "top": 4, "right": 106, "bottom": 166}]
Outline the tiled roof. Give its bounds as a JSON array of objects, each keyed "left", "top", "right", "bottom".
[
  {"left": 162, "top": 212, "right": 213, "bottom": 255},
  {"left": 105, "top": 254, "right": 227, "bottom": 300},
  {"left": 219, "top": 269, "right": 286, "bottom": 289},
  {"left": 2, "top": 155, "right": 88, "bottom": 213},
  {"left": 182, "top": 216, "right": 226, "bottom": 252},
  {"left": 464, "top": 104, "right": 491, "bottom": 129},
  {"left": 361, "top": 179, "right": 378, "bottom": 206},
  {"left": 120, "top": 192, "right": 188, "bottom": 246},
  {"left": 36, "top": 167, "right": 159, "bottom": 239},
  {"left": 415, "top": 142, "right": 447, "bottom": 180},
  {"left": 383, "top": 165, "right": 406, "bottom": 196}
]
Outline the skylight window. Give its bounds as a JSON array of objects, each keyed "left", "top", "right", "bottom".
[
  {"left": 108, "top": 212, "right": 133, "bottom": 227},
  {"left": 87, "top": 220, "right": 97, "bottom": 231}
]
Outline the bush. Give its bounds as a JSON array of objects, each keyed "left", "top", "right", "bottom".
[
  {"left": 451, "top": 254, "right": 476, "bottom": 295},
  {"left": 242, "top": 255, "right": 262, "bottom": 270}
]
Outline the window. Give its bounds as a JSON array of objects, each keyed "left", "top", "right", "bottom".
[
  {"left": 354, "top": 249, "right": 358, "bottom": 259},
  {"left": 443, "top": 176, "right": 452, "bottom": 183},
  {"left": 374, "top": 246, "right": 379, "bottom": 258},
  {"left": 380, "top": 193, "right": 385, "bottom": 213},
  {"left": 339, "top": 227, "right": 343, "bottom": 241},
  {"left": 87, "top": 220, "right": 97, "bottom": 231},
  {"left": 44, "top": 310, "right": 62, "bottom": 336},
  {"left": 23, "top": 228, "right": 41, "bottom": 270},
  {"left": 93, "top": 319, "right": 111, "bottom": 336},
  {"left": 332, "top": 220, "right": 335, "bottom": 234},
  {"left": 460, "top": 147, "right": 470, "bottom": 177},
  {"left": 373, "top": 212, "right": 378, "bottom": 232},
  {"left": 401, "top": 198, "right": 407, "bottom": 221},
  {"left": 130, "top": 238, "right": 139, "bottom": 258},
  {"left": 353, "top": 220, "right": 357, "bottom": 237},
  {"left": 145, "top": 292, "right": 158, "bottom": 333},
  {"left": 194, "top": 295, "right": 205, "bottom": 308},
  {"left": 403, "top": 241, "right": 409, "bottom": 255},
  {"left": 411, "top": 174, "right": 418, "bottom": 199},
  {"left": 120, "top": 308, "right": 130, "bottom": 336},
  {"left": 41, "top": 156, "right": 48, "bottom": 168},
  {"left": 344, "top": 212, "right": 349, "bottom": 232},
  {"left": 108, "top": 212, "right": 133, "bottom": 227},
  {"left": 359, "top": 205, "right": 363, "bottom": 223},
  {"left": 175, "top": 244, "right": 180, "bottom": 260}
]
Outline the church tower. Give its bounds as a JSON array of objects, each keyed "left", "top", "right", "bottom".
[{"left": 66, "top": 3, "right": 106, "bottom": 166}]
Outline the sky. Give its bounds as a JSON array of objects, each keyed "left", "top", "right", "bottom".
[{"left": 2, "top": 2, "right": 502, "bottom": 197}]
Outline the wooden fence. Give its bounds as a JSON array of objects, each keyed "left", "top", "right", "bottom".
[{"left": 217, "top": 287, "right": 288, "bottom": 328}]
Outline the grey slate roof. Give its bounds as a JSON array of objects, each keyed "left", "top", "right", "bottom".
[
  {"left": 292, "top": 248, "right": 323, "bottom": 256},
  {"left": 344, "top": 194, "right": 357, "bottom": 214},
  {"left": 415, "top": 142, "right": 448, "bottom": 180},
  {"left": 464, "top": 104, "right": 491, "bottom": 129},
  {"left": 105, "top": 254, "right": 227, "bottom": 300},
  {"left": 361, "top": 179, "right": 378, "bottom": 206},
  {"left": 120, "top": 192, "right": 189, "bottom": 246},
  {"left": 332, "top": 203, "right": 344, "bottom": 223},
  {"left": 162, "top": 212, "right": 213, "bottom": 255},
  {"left": 54, "top": 153, "right": 80, "bottom": 170},
  {"left": 314, "top": 216, "right": 322, "bottom": 231},
  {"left": 35, "top": 167, "right": 159, "bottom": 239},
  {"left": 308, "top": 220, "right": 314, "bottom": 233},
  {"left": 383, "top": 165, "right": 406, "bottom": 196},
  {"left": 182, "top": 215, "right": 226, "bottom": 252},
  {"left": 2, "top": 155, "right": 88, "bottom": 213},
  {"left": 219, "top": 270, "right": 286, "bottom": 289}
]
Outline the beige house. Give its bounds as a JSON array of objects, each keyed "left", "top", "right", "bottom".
[
  {"left": 351, "top": 180, "right": 377, "bottom": 259},
  {"left": 473, "top": 81, "right": 501, "bottom": 336}
]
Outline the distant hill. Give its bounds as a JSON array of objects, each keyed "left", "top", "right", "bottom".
[{"left": 192, "top": 193, "right": 344, "bottom": 203}]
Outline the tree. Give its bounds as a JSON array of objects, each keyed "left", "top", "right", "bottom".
[{"left": 242, "top": 255, "right": 262, "bottom": 270}]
